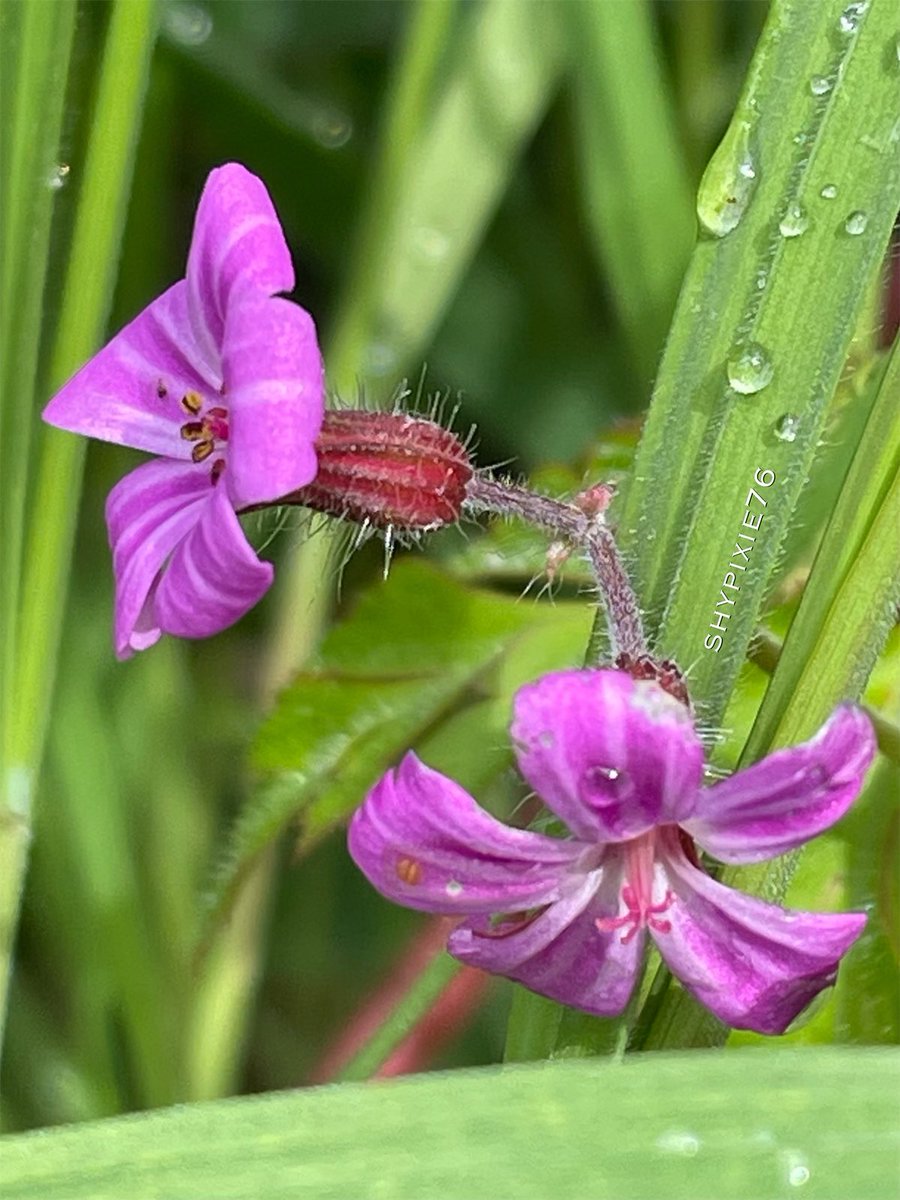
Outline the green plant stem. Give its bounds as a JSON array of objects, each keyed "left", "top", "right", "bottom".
[
  {"left": 0, "top": 0, "right": 75, "bottom": 774},
  {"left": 0, "top": 0, "right": 156, "bottom": 1056},
  {"left": 336, "top": 952, "right": 461, "bottom": 1083}
]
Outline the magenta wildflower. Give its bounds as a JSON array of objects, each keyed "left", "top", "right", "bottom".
[
  {"left": 349, "top": 669, "right": 875, "bottom": 1034},
  {"left": 43, "top": 163, "right": 324, "bottom": 657}
]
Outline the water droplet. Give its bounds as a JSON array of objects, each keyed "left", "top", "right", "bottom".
[
  {"left": 46, "top": 163, "right": 70, "bottom": 190},
  {"left": 774, "top": 413, "right": 800, "bottom": 442},
  {"left": 780, "top": 1149, "right": 811, "bottom": 1188},
  {"left": 837, "top": 1, "right": 868, "bottom": 35},
  {"left": 537, "top": 731, "right": 555, "bottom": 749},
  {"left": 655, "top": 1131, "right": 701, "bottom": 1157},
  {"left": 163, "top": 2, "right": 213, "bottom": 45},
  {"left": 809, "top": 75, "right": 832, "bottom": 96},
  {"left": 696, "top": 120, "right": 759, "bottom": 237},
  {"left": 755, "top": 271, "right": 768, "bottom": 291},
  {"left": 727, "top": 342, "right": 774, "bottom": 395},
  {"left": 413, "top": 227, "right": 450, "bottom": 262},
  {"left": 446, "top": 880, "right": 463, "bottom": 897},
  {"left": 364, "top": 341, "right": 398, "bottom": 377},
  {"left": 778, "top": 201, "right": 809, "bottom": 238},
  {"left": 311, "top": 110, "right": 353, "bottom": 149},
  {"left": 792, "top": 131, "right": 811, "bottom": 146},
  {"left": 844, "top": 210, "right": 868, "bottom": 235},
  {"left": 819, "top": 183, "right": 838, "bottom": 200},
  {"left": 582, "top": 765, "right": 628, "bottom": 804}
]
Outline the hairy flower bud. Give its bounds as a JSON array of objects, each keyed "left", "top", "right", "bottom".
[{"left": 287, "top": 410, "right": 474, "bottom": 530}]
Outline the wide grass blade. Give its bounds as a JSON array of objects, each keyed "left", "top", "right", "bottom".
[{"left": 1, "top": 1048, "right": 896, "bottom": 1199}]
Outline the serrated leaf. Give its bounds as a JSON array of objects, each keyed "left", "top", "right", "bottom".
[{"left": 205, "top": 561, "right": 588, "bottom": 932}]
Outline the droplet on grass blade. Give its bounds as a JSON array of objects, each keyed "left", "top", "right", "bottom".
[{"left": 727, "top": 342, "right": 774, "bottom": 395}]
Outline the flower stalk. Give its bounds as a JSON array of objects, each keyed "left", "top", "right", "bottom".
[{"left": 463, "top": 473, "right": 647, "bottom": 662}]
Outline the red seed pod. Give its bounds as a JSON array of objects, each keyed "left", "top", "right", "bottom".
[{"left": 290, "top": 409, "right": 474, "bottom": 531}]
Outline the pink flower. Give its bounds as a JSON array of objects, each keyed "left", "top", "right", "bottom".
[
  {"left": 43, "top": 163, "right": 324, "bottom": 657},
  {"left": 349, "top": 669, "right": 875, "bottom": 1034}
]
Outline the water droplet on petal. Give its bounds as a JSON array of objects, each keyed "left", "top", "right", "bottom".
[
  {"left": 809, "top": 75, "right": 832, "bottom": 96},
  {"left": 696, "top": 120, "right": 759, "bottom": 237},
  {"left": 774, "top": 413, "right": 800, "bottom": 442},
  {"left": 537, "top": 731, "right": 555, "bottom": 749},
  {"left": 582, "top": 765, "right": 628, "bottom": 806},
  {"left": 819, "top": 183, "right": 838, "bottom": 200},
  {"left": 844, "top": 210, "right": 868, "bottom": 235},
  {"left": 779, "top": 201, "right": 809, "bottom": 238},
  {"left": 727, "top": 342, "right": 774, "bottom": 395},
  {"left": 164, "top": 2, "right": 213, "bottom": 45},
  {"left": 837, "top": 1, "right": 868, "bottom": 35},
  {"left": 446, "top": 880, "right": 463, "bottom": 897}
]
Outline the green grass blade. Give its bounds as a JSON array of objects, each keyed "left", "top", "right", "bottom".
[
  {"left": 569, "top": 0, "right": 694, "bottom": 382},
  {"left": 617, "top": 0, "right": 900, "bottom": 719},
  {"left": 0, "top": 0, "right": 75, "bottom": 762},
  {"left": 1, "top": 0, "right": 157, "bottom": 1052},
  {"left": 1, "top": 1048, "right": 896, "bottom": 1199},
  {"left": 743, "top": 337, "right": 900, "bottom": 761}
]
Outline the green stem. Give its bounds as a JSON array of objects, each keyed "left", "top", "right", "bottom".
[{"left": 336, "top": 952, "right": 461, "bottom": 1083}]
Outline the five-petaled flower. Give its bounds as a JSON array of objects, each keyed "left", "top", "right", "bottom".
[
  {"left": 349, "top": 669, "right": 875, "bottom": 1034},
  {"left": 43, "top": 163, "right": 324, "bottom": 657}
]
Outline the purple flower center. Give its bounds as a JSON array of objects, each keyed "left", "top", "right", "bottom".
[{"left": 177, "top": 388, "right": 228, "bottom": 483}]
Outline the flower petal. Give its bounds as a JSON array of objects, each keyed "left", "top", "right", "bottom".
[
  {"left": 683, "top": 707, "right": 876, "bottom": 864},
  {"left": 512, "top": 669, "right": 703, "bottom": 843},
  {"left": 449, "top": 850, "right": 643, "bottom": 1016},
  {"left": 223, "top": 296, "right": 324, "bottom": 508},
  {"left": 348, "top": 754, "right": 582, "bottom": 915},
  {"left": 43, "top": 281, "right": 219, "bottom": 458},
  {"left": 151, "top": 485, "right": 273, "bottom": 640},
  {"left": 106, "top": 459, "right": 213, "bottom": 659},
  {"left": 186, "top": 164, "right": 295, "bottom": 367},
  {"left": 654, "top": 837, "right": 866, "bottom": 1034}
]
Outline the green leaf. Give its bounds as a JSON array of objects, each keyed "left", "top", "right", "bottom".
[
  {"left": 2, "top": 1048, "right": 896, "bottom": 1198},
  {"left": 617, "top": 0, "right": 900, "bottom": 719},
  {"left": 568, "top": 0, "right": 694, "bottom": 382},
  {"left": 742, "top": 335, "right": 900, "bottom": 762},
  {"left": 205, "top": 561, "right": 588, "bottom": 932}
]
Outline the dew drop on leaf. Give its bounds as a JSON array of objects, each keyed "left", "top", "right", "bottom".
[
  {"left": 819, "top": 183, "right": 838, "bottom": 200},
  {"left": 163, "top": 2, "right": 213, "bottom": 45},
  {"left": 774, "top": 413, "right": 800, "bottom": 442},
  {"left": 837, "top": 1, "right": 868, "bottom": 35},
  {"left": 696, "top": 120, "right": 758, "bottom": 237},
  {"left": 809, "top": 75, "right": 832, "bottom": 96},
  {"left": 727, "top": 343, "right": 774, "bottom": 395},
  {"left": 46, "top": 163, "right": 70, "bottom": 191},
  {"left": 779, "top": 202, "right": 809, "bottom": 238},
  {"left": 844, "top": 210, "right": 868, "bottom": 235}
]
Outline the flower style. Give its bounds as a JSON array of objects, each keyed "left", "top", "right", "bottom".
[
  {"left": 43, "top": 163, "right": 324, "bottom": 657},
  {"left": 349, "top": 669, "right": 875, "bottom": 1034}
]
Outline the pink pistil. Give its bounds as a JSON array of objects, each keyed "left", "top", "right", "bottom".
[{"left": 594, "top": 832, "right": 675, "bottom": 944}]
